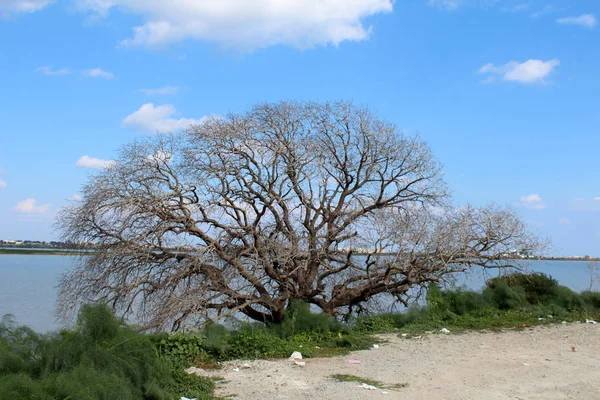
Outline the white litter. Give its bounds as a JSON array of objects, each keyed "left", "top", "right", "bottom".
[
  {"left": 294, "top": 360, "right": 306, "bottom": 367},
  {"left": 232, "top": 367, "right": 240, "bottom": 372},
  {"left": 289, "top": 351, "right": 303, "bottom": 361},
  {"left": 586, "top": 319, "right": 597, "bottom": 324},
  {"left": 440, "top": 328, "right": 450, "bottom": 334},
  {"left": 401, "top": 333, "right": 408, "bottom": 337},
  {"left": 381, "top": 391, "right": 390, "bottom": 395},
  {"left": 358, "top": 383, "right": 378, "bottom": 390},
  {"left": 372, "top": 344, "right": 380, "bottom": 349},
  {"left": 181, "top": 397, "right": 197, "bottom": 400}
]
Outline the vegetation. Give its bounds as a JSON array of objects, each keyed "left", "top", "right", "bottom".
[
  {"left": 329, "top": 374, "right": 408, "bottom": 390},
  {"left": 57, "top": 100, "right": 541, "bottom": 329},
  {"left": 2, "top": 272, "right": 599, "bottom": 399},
  {"left": 0, "top": 304, "right": 213, "bottom": 400}
]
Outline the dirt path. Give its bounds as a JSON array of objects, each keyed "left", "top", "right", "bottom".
[{"left": 189, "top": 323, "right": 600, "bottom": 399}]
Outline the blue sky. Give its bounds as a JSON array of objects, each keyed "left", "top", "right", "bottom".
[{"left": 0, "top": 0, "right": 598, "bottom": 256}]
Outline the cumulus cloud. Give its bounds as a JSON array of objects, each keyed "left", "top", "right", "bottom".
[
  {"left": 478, "top": 59, "right": 559, "bottom": 84},
  {"left": 75, "top": 0, "right": 393, "bottom": 50},
  {"left": 36, "top": 65, "right": 71, "bottom": 76},
  {"left": 0, "top": 0, "right": 53, "bottom": 15},
  {"left": 520, "top": 194, "right": 545, "bottom": 209},
  {"left": 15, "top": 198, "right": 52, "bottom": 214},
  {"left": 76, "top": 155, "right": 115, "bottom": 169},
  {"left": 0, "top": 180, "right": 6, "bottom": 188},
  {"left": 594, "top": 197, "right": 600, "bottom": 201},
  {"left": 122, "top": 103, "right": 209, "bottom": 133},
  {"left": 141, "top": 86, "right": 181, "bottom": 95},
  {"left": 82, "top": 68, "right": 114, "bottom": 79},
  {"left": 556, "top": 14, "right": 597, "bottom": 29}
]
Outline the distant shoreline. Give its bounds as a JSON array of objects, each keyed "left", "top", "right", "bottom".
[
  {"left": 0, "top": 248, "right": 92, "bottom": 256},
  {"left": 0, "top": 247, "right": 598, "bottom": 261}
]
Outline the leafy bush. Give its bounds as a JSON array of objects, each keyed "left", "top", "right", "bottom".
[
  {"left": 483, "top": 280, "right": 527, "bottom": 310},
  {"left": 581, "top": 291, "right": 600, "bottom": 310},
  {"left": 0, "top": 304, "right": 213, "bottom": 400},
  {"left": 486, "top": 272, "right": 557, "bottom": 305},
  {"left": 272, "top": 301, "right": 344, "bottom": 338}
]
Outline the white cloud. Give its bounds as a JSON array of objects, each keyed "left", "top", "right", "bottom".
[
  {"left": 0, "top": 0, "right": 53, "bottom": 15},
  {"left": 76, "top": 155, "right": 115, "bottom": 169},
  {"left": 82, "top": 68, "right": 114, "bottom": 79},
  {"left": 36, "top": 65, "right": 71, "bottom": 76},
  {"left": 122, "top": 103, "right": 209, "bottom": 133},
  {"left": 501, "top": 3, "right": 530, "bottom": 13},
  {"left": 71, "top": 194, "right": 82, "bottom": 201},
  {"left": 428, "top": 0, "right": 462, "bottom": 10},
  {"left": 141, "top": 86, "right": 181, "bottom": 96},
  {"left": 520, "top": 194, "right": 545, "bottom": 209},
  {"left": 558, "top": 217, "right": 570, "bottom": 225},
  {"left": 556, "top": 14, "right": 597, "bottom": 29},
  {"left": 478, "top": 59, "right": 559, "bottom": 84},
  {"left": 531, "top": 5, "right": 560, "bottom": 18},
  {"left": 15, "top": 198, "right": 52, "bottom": 214},
  {"left": 0, "top": 180, "right": 6, "bottom": 188},
  {"left": 147, "top": 151, "right": 172, "bottom": 163},
  {"left": 75, "top": 0, "right": 393, "bottom": 50},
  {"left": 594, "top": 197, "right": 600, "bottom": 201}
]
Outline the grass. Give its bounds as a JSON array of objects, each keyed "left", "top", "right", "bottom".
[{"left": 329, "top": 374, "right": 408, "bottom": 390}]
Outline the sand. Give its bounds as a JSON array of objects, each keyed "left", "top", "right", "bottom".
[{"left": 189, "top": 322, "right": 600, "bottom": 399}]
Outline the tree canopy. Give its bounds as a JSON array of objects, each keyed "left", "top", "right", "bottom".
[{"left": 58, "top": 101, "right": 540, "bottom": 330}]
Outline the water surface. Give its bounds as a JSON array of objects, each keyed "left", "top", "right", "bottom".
[{"left": 0, "top": 255, "right": 596, "bottom": 332}]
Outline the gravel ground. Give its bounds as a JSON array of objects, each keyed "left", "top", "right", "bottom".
[{"left": 188, "top": 322, "right": 600, "bottom": 399}]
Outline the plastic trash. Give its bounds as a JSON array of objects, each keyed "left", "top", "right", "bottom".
[
  {"left": 440, "top": 328, "right": 450, "bottom": 334},
  {"left": 348, "top": 359, "right": 361, "bottom": 364},
  {"left": 522, "top": 363, "right": 529, "bottom": 366},
  {"left": 232, "top": 367, "right": 240, "bottom": 372},
  {"left": 401, "top": 333, "right": 408, "bottom": 337},
  {"left": 372, "top": 344, "right": 380, "bottom": 349},
  {"left": 294, "top": 360, "right": 306, "bottom": 367},
  {"left": 358, "top": 383, "right": 377, "bottom": 390},
  {"left": 289, "top": 351, "right": 303, "bottom": 361},
  {"left": 586, "top": 319, "right": 597, "bottom": 324},
  {"left": 181, "top": 397, "right": 197, "bottom": 400},
  {"left": 381, "top": 391, "right": 390, "bottom": 395}
]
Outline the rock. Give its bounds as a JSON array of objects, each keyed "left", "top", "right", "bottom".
[{"left": 289, "top": 351, "right": 303, "bottom": 361}]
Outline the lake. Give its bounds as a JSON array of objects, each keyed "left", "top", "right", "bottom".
[{"left": 0, "top": 254, "right": 597, "bottom": 332}]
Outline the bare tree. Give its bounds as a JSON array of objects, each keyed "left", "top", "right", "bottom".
[{"left": 58, "top": 101, "right": 540, "bottom": 330}]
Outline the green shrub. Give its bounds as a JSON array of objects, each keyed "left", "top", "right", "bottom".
[
  {"left": 581, "top": 291, "right": 600, "bottom": 310},
  {"left": 483, "top": 279, "right": 527, "bottom": 310},
  {"left": 273, "top": 301, "right": 343, "bottom": 338},
  {"left": 548, "top": 285, "right": 585, "bottom": 311},
  {"left": 486, "top": 272, "right": 557, "bottom": 305},
  {"left": 0, "top": 304, "right": 213, "bottom": 400}
]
